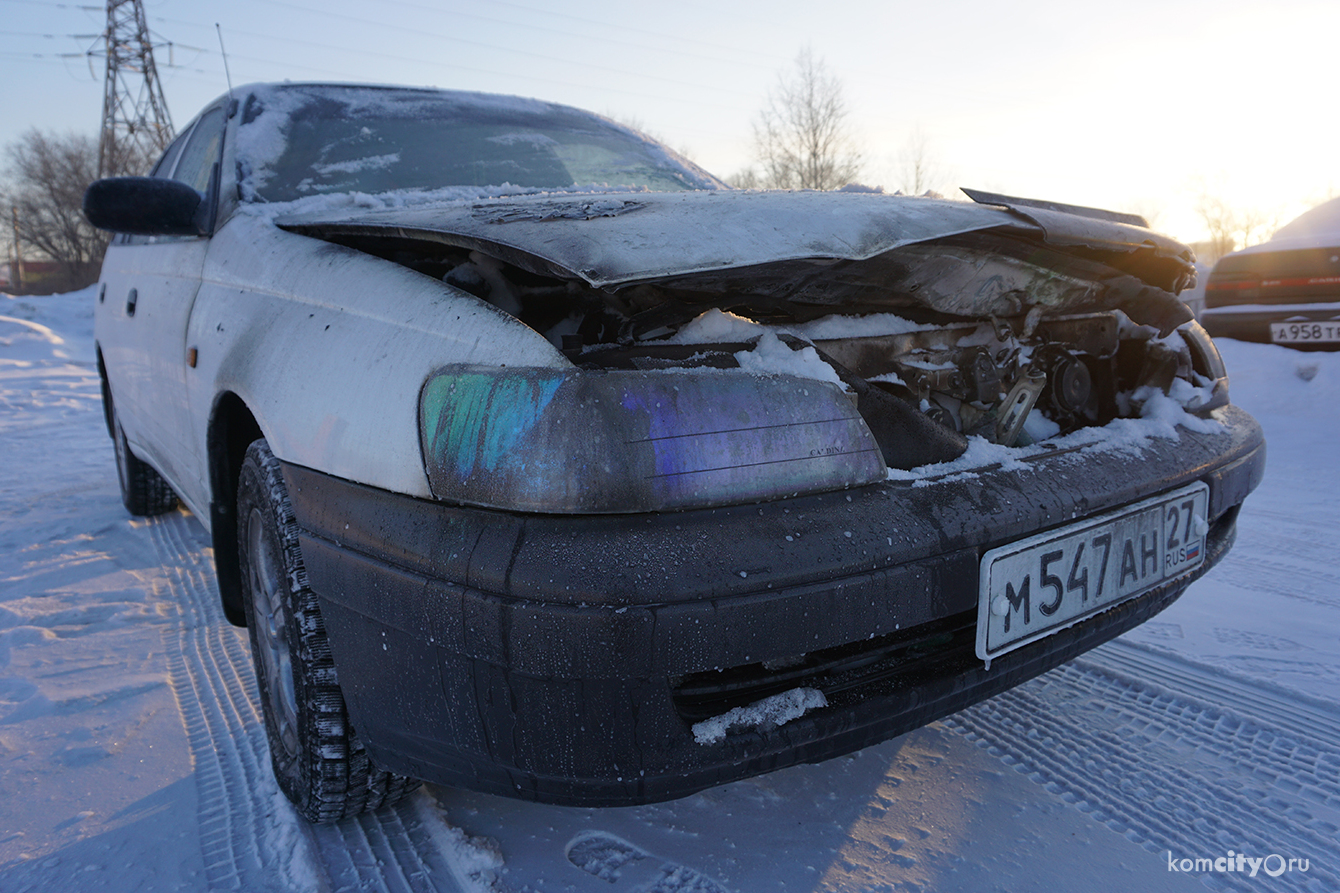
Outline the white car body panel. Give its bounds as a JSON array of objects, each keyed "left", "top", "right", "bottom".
[
  {"left": 98, "top": 212, "right": 568, "bottom": 532},
  {"left": 96, "top": 236, "right": 210, "bottom": 496},
  {"left": 191, "top": 215, "right": 567, "bottom": 510}
]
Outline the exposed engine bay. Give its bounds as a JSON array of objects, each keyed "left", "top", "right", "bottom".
[{"left": 306, "top": 226, "right": 1221, "bottom": 472}]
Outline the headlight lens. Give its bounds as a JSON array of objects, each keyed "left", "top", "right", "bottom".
[{"left": 419, "top": 365, "right": 886, "bottom": 513}]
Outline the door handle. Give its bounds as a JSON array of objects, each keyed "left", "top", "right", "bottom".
[{"left": 126, "top": 288, "right": 137, "bottom": 317}]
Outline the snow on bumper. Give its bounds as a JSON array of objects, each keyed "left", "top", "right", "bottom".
[{"left": 284, "top": 405, "right": 1264, "bottom": 806}]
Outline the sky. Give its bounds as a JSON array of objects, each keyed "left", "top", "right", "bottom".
[{"left": 1, "top": 0, "right": 1337, "bottom": 246}]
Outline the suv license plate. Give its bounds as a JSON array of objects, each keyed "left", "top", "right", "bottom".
[
  {"left": 976, "top": 482, "right": 1209, "bottom": 666},
  {"left": 1271, "top": 320, "right": 1340, "bottom": 343}
]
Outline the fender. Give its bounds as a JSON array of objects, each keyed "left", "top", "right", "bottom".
[{"left": 183, "top": 214, "right": 568, "bottom": 512}]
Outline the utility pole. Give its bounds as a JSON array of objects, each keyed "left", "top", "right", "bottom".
[
  {"left": 10, "top": 207, "right": 22, "bottom": 292},
  {"left": 94, "top": 0, "right": 174, "bottom": 178}
]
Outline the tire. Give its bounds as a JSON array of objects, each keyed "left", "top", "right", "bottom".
[
  {"left": 236, "top": 439, "right": 418, "bottom": 822},
  {"left": 112, "top": 406, "right": 178, "bottom": 516}
]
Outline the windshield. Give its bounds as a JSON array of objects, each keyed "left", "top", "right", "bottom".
[{"left": 235, "top": 84, "right": 721, "bottom": 202}]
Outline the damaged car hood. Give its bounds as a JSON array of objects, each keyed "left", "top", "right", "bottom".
[{"left": 275, "top": 189, "right": 1192, "bottom": 291}]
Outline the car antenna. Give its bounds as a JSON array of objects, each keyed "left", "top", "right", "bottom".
[{"left": 215, "top": 23, "right": 234, "bottom": 100}]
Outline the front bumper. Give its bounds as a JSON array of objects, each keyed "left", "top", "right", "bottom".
[
  {"left": 1202, "top": 301, "right": 1340, "bottom": 347},
  {"left": 284, "top": 405, "right": 1264, "bottom": 805}
]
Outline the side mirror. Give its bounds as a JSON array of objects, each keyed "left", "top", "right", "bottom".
[{"left": 84, "top": 177, "right": 205, "bottom": 236}]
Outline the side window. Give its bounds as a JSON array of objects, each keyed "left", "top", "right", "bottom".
[
  {"left": 119, "top": 109, "right": 224, "bottom": 245},
  {"left": 117, "top": 126, "right": 195, "bottom": 245},
  {"left": 171, "top": 107, "right": 226, "bottom": 194},
  {"left": 150, "top": 127, "right": 192, "bottom": 179}
]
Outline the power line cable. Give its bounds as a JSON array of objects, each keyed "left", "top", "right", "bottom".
[
  {"left": 245, "top": 0, "right": 758, "bottom": 99},
  {"left": 472, "top": 0, "right": 785, "bottom": 65},
  {"left": 144, "top": 14, "right": 752, "bottom": 127},
  {"left": 0, "top": 50, "right": 83, "bottom": 60},
  {"left": 0, "top": 0, "right": 101, "bottom": 9},
  {"left": 336, "top": 0, "right": 780, "bottom": 74},
  {"left": 0, "top": 29, "right": 79, "bottom": 38}
]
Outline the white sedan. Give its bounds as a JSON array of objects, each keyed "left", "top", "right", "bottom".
[{"left": 85, "top": 82, "right": 1264, "bottom": 822}]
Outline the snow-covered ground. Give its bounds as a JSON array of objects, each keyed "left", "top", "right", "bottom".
[{"left": 1, "top": 288, "right": 1336, "bottom": 892}]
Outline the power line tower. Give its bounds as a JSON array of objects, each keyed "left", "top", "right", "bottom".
[{"left": 95, "top": 0, "right": 174, "bottom": 178}]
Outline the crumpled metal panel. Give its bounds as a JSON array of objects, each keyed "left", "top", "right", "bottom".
[
  {"left": 961, "top": 187, "right": 1191, "bottom": 260},
  {"left": 961, "top": 187, "right": 1151, "bottom": 227},
  {"left": 278, "top": 188, "right": 1198, "bottom": 305},
  {"left": 418, "top": 365, "right": 887, "bottom": 513},
  {"left": 279, "top": 189, "right": 1035, "bottom": 288}
]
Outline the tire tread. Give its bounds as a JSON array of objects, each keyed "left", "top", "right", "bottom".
[
  {"left": 238, "top": 439, "right": 418, "bottom": 823},
  {"left": 114, "top": 412, "right": 178, "bottom": 516}
]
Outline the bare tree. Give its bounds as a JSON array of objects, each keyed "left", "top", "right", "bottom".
[
  {"left": 1194, "top": 192, "right": 1279, "bottom": 262},
  {"left": 753, "top": 48, "right": 862, "bottom": 190},
  {"left": 1, "top": 130, "right": 149, "bottom": 293},
  {"left": 1122, "top": 198, "right": 1165, "bottom": 231},
  {"left": 896, "top": 127, "right": 943, "bottom": 196},
  {"left": 603, "top": 111, "right": 698, "bottom": 164},
  {"left": 725, "top": 167, "right": 762, "bottom": 189}
]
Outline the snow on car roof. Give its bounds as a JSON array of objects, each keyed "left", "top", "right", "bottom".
[
  {"left": 1273, "top": 196, "right": 1340, "bottom": 242},
  {"left": 1230, "top": 196, "right": 1340, "bottom": 257}
]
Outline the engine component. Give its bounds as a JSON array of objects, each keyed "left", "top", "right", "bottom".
[
  {"left": 995, "top": 367, "right": 1047, "bottom": 446},
  {"left": 964, "top": 348, "right": 1002, "bottom": 404},
  {"left": 1048, "top": 353, "right": 1092, "bottom": 414}
]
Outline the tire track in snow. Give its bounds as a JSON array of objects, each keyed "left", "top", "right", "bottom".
[
  {"left": 151, "top": 512, "right": 308, "bottom": 891},
  {"left": 316, "top": 802, "right": 443, "bottom": 893},
  {"left": 1214, "top": 555, "right": 1340, "bottom": 607},
  {"left": 1242, "top": 526, "right": 1340, "bottom": 566},
  {"left": 947, "top": 640, "right": 1339, "bottom": 892},
  {"left": 147, "top": 511, "right": 474, "bottom": 893},
  {"left": 1088, "top": 640, "right": 1340, "bottom": 750},
  {"left": 1219, "top": 512, "right": 1340, "bottom": 609}
]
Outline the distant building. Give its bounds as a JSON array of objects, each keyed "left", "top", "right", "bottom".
[{"left": 1, "top": 260, "right": 63, "bottom": 294}]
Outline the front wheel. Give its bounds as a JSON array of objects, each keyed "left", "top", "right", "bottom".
[{"left": 236, "top": 439, "right": 418, "bottom": 822}]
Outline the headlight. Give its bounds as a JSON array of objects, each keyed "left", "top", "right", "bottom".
[
  {"left": 1179, "top": 320, "right": 1230, "bottom": 412},
  {"left": 419, "top": 365, "right": 886, "bottom": 513}
]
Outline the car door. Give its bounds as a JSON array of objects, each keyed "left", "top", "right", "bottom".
[
  {"left": 97, "top": 127, "right": 188, "bottom": 449},
  {"left": 105, "top": 105, "right": 227, "bottom": 500}
]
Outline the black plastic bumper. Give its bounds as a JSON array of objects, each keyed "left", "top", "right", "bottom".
[{"left": 284, "top": 404, "right": 1265, "bottom": 805}]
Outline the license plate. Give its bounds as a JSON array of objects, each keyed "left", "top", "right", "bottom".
[
  {"left": 976, "top": 482, "right": 1209, "bottom": 665},
  {"left": 1271, "top": 320, "right": 1340, "bottom": 343}
]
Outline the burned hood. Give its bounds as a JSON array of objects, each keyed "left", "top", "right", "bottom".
[{"left": 275, "top": 189, "right": 1192, "bottom": 290}]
